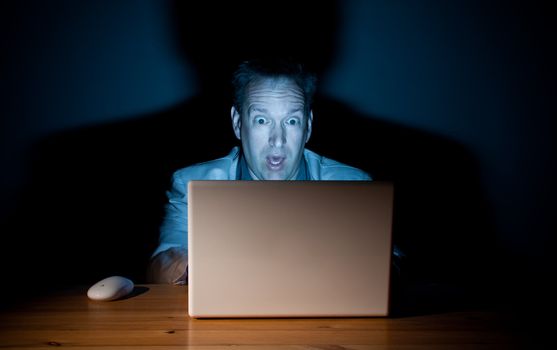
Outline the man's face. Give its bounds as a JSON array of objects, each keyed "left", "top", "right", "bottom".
[{"left": 232, "top": 77, "right": 312, "bottom": 180}]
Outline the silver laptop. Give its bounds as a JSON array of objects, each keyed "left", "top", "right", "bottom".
[{"left": 188, "top": 180, "right": 394, "bottom": 318}]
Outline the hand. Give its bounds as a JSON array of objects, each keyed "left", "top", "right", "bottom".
[{"left": 146, "top": 247, "right": 188, "bottom": 285}]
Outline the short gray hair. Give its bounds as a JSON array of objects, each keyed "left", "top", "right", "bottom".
[{"left": 232, "top": 58, "right": 317, "bottom": 117}]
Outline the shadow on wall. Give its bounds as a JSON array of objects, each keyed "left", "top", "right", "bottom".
[
  {"left": 2, "top": 0, "right": 495, "bottom": 307},
  {"left": 310, "top": 97, "right": 496, "bottom": 303}
]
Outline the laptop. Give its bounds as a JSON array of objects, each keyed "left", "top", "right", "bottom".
[{"left": 188, "top": 180, "right": 394, "bottom": 318}]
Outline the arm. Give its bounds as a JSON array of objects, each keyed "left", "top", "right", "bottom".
[
  {"left": 147, "top": 172, "right": 189, "bottom": 284},
  {"left": 147, "top": 247, "right": 188, "bottom": 284}
]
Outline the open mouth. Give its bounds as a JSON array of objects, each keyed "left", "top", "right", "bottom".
[{"left": 266, "top": 156, "right": 285, "bottom": 171}]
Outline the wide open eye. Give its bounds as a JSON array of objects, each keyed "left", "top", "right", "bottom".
[
  {"left": 255, "top": 116, "right": 267, "bottom": 125},
  {"left": 285, "top": 117, "right": 300, "bottom": 126}
]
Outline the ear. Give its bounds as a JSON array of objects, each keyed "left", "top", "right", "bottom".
[
  {"left": 231, "top": 106, "right": 241, "bottom": 140},
  {"left": 305, "top": 110, "right": 313, "bottom": 143}
]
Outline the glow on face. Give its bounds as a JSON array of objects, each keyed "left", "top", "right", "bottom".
[{"left": 234, "top": 78, "right": 312, "bottom": 180}]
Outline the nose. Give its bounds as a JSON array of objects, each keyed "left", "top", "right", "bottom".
[{"left": 269, "top": 125, "right": 286, "bottom": 148}]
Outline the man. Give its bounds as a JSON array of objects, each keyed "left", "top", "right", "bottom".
[{"left": 147, "top": 58, "right": 371, "bottom": 284}]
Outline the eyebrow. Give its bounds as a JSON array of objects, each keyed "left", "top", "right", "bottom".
[
  {"left": 289, "top": 107, "right": 304, "bottom": 114},
  {"left": 248, "top": 107, "right": 268, "bottom": 114}
]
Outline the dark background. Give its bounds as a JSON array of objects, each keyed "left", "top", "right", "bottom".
[{"left": 1, "top": 0, "right": 554, "bottom": 325}]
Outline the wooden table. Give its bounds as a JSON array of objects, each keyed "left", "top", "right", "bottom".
[{"left": 0, "top": 284, "right": 531, "bottom": 349}]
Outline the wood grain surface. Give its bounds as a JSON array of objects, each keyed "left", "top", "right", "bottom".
[{"left": 0, "top": 284, "right": 527, "bottom": 349}]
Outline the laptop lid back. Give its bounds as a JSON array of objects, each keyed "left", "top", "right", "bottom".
[{"left": 188, "top": 181, "right": 394, "bottom": 317}]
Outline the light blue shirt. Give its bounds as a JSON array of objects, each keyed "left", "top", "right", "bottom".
[{"left": 153, "top": 146, "right": 372, "bottom": 257}]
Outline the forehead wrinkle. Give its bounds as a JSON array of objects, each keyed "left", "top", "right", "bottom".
[
  {"left": 246, "top": 89, "right": 305, "bottom": 110},
  {"left": 247, "top": 78, "right": 304, "bottom": 99},
  {"left": 248, "top": 89, "right": 304, "bottom": 100},
  {"left": 243, "top": 78, "right": 306, "bottom": 118}
]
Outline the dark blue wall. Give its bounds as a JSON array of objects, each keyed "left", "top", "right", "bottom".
[
  {"left": 323, "top": 1, "right": 555, "bottom": 259},
  {"left": 1, "top": 1, "right": 554, "bottom": 308},
  {"left": 1, "top": 0, "right": 195, "bottom": 209}
]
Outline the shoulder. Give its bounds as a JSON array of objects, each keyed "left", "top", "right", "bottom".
[
  {"left": 172, "top": 147, "right": 240, "bottom": 182},
  {"left": 304, "top": 148, "right": 372, "bottom": 181}
]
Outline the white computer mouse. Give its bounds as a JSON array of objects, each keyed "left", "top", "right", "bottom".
[{"left": 87, "top": 276, "right": 134, "bottom": 301}]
